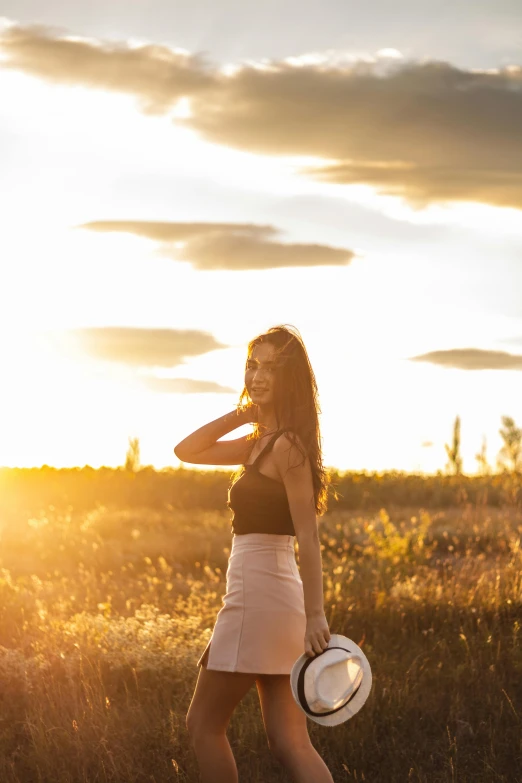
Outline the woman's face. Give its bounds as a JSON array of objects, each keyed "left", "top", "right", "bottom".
[{"left": 245, "top": 342, "right": 277, "bottom": 406}]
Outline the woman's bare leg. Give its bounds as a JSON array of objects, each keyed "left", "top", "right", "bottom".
[
  {"left": 256, "top": 673, "right": 334, "bottom": 783},
  {"left": 186, "top": 655, "right": 258, "bottom": 783}
]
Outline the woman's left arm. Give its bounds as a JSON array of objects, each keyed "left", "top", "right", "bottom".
[{"left": 273, "top": 433, "right": 331, "bottom": 658}]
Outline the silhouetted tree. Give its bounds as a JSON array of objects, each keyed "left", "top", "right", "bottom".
[
  {"left": 444, "top": 415, "right": 463, "bottom": 475},
  {"left": 124, "top": 436, "right": 141, "bottom": 472},
  {"left": 475, "top": 434, "right": 491, "bottom": 476},
  {"left": 496, "top": 416, "right": 522, "bottom": 475}
]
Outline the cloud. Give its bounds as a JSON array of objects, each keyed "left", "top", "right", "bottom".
[
  {"left": 0, "top": 21, "right": 214, "bottom": 114},
  {"left": 139, "top": 376, "right": 237, "bottom": 394},
  {"left": 0, "top": 25, "right": 522, "bottom": 209},
  {"left": 76, "top": 221, "right": 355, "bottom": 270},
  {"left": 2, "top": 23, "right": 522, "bottom": 210},
  {"left": 181, "top": 59, "right": 522, "bottom": 212},
  {"left": 47, "top": 327, "right": 228, "bottom": 367},
  {"left": 410, "top": 347, "right": 522, "bottom": 370}
]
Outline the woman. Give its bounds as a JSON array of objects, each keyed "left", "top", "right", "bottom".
[{"left": 174, "top": 325, "right": 334, "bottom": 783}]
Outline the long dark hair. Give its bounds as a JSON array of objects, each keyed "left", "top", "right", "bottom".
[{"left": 233, "top": 324, "right": 330, "bottom": 517}]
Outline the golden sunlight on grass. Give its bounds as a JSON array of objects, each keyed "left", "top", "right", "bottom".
[{"left": 0, "top": 476, "right": 520, "bottom": 781}]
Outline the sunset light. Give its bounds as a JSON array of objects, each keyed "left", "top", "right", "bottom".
[{"left": 1, "top": 4, "right": 521, "bottom": 781}]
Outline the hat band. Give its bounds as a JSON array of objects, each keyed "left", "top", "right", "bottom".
[{"left": 297, "top": 646, "right": 363, "bottom": 717}]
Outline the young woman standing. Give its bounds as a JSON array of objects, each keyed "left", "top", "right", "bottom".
[{"left": 175, "top": 325, "right": 334, "bottom": 783}]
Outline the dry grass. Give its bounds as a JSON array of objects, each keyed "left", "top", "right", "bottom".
[{"left": 0, "top": 502, "right": 521, "bottom": 782}]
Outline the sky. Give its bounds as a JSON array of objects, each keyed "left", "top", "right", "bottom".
[{"left": 1, "top": 1, "right": 522, "bottom": 474}]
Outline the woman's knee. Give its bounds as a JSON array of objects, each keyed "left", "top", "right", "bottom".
[
  {"left": 186, "top": 705, "right": 228, "bottom": 743},
  {"left": 186, "top": 707, "right": 209, "bottom": 742},
  {"left": 267, "top": 732, "right": 313, "bottom": 763}
]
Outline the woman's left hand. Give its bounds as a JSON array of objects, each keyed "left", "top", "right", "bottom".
[{"left": 304, "top": 612, "right": 331, "bottom": 657}]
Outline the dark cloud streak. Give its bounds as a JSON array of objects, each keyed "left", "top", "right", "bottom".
[
  {"left": 56, "top": 327, "right": 228, "bottom": 367},
  {"left": 2, "top": 23, "right": 522, "bottom": 209},
  {"left": 77, "top": 220, "right": 356, "bottom": 270},
  {"left": 0, "top": 22, "right": 215, "bottom": 114},
  {"left": 410, "top": 347, "right": 522, "bottom": 370}
]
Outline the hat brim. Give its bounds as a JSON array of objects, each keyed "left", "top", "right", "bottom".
[{"left": 290, "top": 634, "right": 372, "bottom": 727}]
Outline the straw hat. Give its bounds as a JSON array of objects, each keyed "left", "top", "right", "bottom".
[{"left": 290, "top": 634, "right": 372, "bottom": 726}]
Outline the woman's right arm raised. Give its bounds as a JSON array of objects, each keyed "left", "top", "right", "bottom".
[{"left": 173, "top": 405, "right": 257, "bottom": 465}]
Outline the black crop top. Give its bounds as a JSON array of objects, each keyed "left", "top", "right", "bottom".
[{"left": 227, "top": 429, "right": 296, "bottom": 536}]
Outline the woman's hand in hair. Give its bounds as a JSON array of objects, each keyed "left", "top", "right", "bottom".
[{"left": 237, "top": 402, "right": 259, "bottom": 425}]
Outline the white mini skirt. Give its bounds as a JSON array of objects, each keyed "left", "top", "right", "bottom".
[{"left": 197, "top": 532, "right": 307, "bottom": 674}]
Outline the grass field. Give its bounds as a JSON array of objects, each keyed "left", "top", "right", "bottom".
[{"left": 0, "top": 500, "right": 520, "bottom": 782}]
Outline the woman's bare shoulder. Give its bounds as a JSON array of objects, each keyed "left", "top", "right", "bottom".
[{"left": 273, "top": 430, "right": 307, "bottom": 464}]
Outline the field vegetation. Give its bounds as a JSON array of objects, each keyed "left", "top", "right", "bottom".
[{"left": 0, "top": 462, "right": 521, "bottom": 782}]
